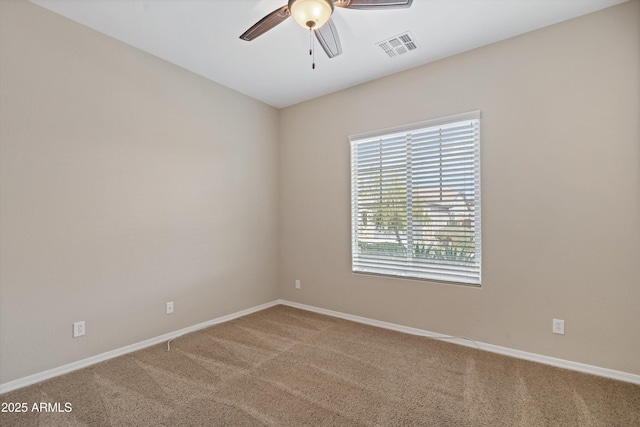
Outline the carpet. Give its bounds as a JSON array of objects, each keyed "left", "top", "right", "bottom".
[{"left": 1, "top": 305, "right": 639, "bottom": 426}]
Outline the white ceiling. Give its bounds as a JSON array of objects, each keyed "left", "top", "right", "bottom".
[{"left": 30, "top": 0, "right": 626, "bottom": 108}]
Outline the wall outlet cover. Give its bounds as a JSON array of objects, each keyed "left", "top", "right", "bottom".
[
  {"left": 73, "top": 321, "right": 85, "bottom": 338},
  {"left": 553, "top": 319, "right": 565, "bottom": 335}
]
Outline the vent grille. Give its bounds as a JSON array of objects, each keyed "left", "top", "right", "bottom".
[{"left": 377, "top": 31, "right": 418, "bottom": 58}]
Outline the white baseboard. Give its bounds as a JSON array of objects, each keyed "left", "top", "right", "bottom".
[
  {"left": 0, "top": 300, "right": 280, "bottom": 395},
  {"left": 2, "top": 298, "right": 638, "bottom": 394},
  {"left": 278, "top": 299, "right": 640, "bottom": 385}
]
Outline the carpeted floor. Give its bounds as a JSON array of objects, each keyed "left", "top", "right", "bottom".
[{"left": 1, "top": 305, "right": 639, "bottom": 426}]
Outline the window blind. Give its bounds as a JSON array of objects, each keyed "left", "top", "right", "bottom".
[{"left": 350, "top": 111, "right": 481, "bottom": 285}]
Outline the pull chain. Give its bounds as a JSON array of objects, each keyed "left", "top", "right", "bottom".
[{"left": 309, "top": 28, "right": 315, "bottom": 70}]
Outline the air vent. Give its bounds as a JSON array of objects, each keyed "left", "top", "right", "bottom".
[{"left": 377, "top": 31, "right": 418, "bottom": 58}]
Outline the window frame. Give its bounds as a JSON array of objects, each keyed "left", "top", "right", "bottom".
[{"left": 349, "top": 111, "right": 482, "bottom": 286}]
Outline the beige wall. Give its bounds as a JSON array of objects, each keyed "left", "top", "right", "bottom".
[
  {"left": 0, "top": 0, "right": 279, "bottom": 384},
  {"left": 279, "top": 1, "right": 640, "bottom": 375}
]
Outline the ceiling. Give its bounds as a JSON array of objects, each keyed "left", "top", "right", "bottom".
[{"left": 30, "top": 0, "right": 626, "bottom": 108}]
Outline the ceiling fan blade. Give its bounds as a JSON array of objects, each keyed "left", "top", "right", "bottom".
[
  {"left": 240, "top": 5, "right": 290, "bottom": 41},
  {"left": 314, "top": 18, "right": 342, "bottom": 58},
  {"left": 334, "top": 0, "right": 413, "bottom": 10}
]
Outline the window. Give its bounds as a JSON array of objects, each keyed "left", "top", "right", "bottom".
[{"left": 350, "top": 111, "right": 481, "bottom": 285}]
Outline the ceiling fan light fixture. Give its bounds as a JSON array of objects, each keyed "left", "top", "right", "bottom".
[{"left": 288, "top": 0, "right": 334, "bottom": 30}]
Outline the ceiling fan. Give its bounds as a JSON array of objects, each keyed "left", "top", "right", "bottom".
[{"left": 240, "top": 0, "right": 413, "bottom": 61}]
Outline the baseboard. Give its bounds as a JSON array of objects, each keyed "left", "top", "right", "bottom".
[
  {"left": 278, "top": 299, "right": 640, "bottom": 385},
  {"left": 0, "top": 300, "right": 280, "bottom": 394},
  {"left": 3, "top": 298, "right": 638, "bottom": 394}
]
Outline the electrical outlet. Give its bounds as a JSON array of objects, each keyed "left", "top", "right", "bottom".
[
  {"left": 73, "top": 321, "right": 85, "bottom": 338},
  {"left": 553, "top": 319, "right": 565, "bottom": 335},
  {"left": 166, "top": 301, "right": 174, "bottom": 314},
  {"left": 295, "top": 279, "right": 300, "bottom": 289}
]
